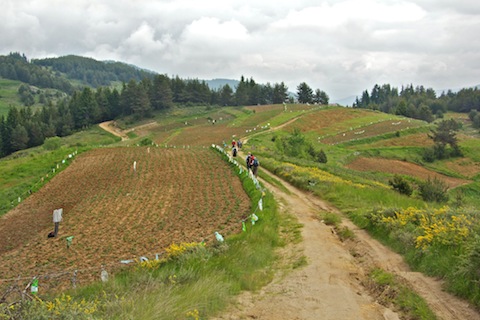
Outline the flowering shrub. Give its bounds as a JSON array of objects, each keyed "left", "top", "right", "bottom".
[
  {"left": 186, "top": 308, "right": 200, "bottom": 319},
  {"left": 165, "top": 242, "right": 205, "bottom": 259},
  {"left": 281, "top": 163, "right": 368, "bottom": 188},
  {"left": 41, "top": 294, "right": 100, "bottom": 316},
  {"left": 137, "top": 258, "right": 165, "bottom": 270},
  {"left": 374, "top": 206, "right": 474, "bottom": 250},
  {"left": 136, "top": 242, "right": 205, "bottom": 271},
  {"left": 416, "top": 209, "right": 472, "bottom": 249}
]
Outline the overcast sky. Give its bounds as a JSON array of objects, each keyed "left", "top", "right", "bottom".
[{"left": 2, "top": 0, "right": 480, "bottom": 102}]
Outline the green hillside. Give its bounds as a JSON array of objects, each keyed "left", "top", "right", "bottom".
[
  {"left": 1, "top": 51, "right": 480, "bottom": 318},
  {"left": 1, "top": 104, "right": 480, "bottom": 318},
  {"left": 0, "top": 78, "right": 22, "bottom": 116}
]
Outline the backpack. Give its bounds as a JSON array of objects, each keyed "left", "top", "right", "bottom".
[{"left": 253, "top": 158, "right": 259, "bottom": 167}]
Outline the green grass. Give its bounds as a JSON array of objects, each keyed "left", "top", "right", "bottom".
[
  {"left": 0, "top": 78, "right": 22, "bottom": 116},
  {"left": 0, "top": 78, "right": 65, "bottom": 116}
]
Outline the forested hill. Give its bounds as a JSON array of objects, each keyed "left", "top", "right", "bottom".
[
  {"left": 32, "top": 55, "right": 156, "bottom": 88},
  {"left": 0, "top": 53, "right": 75, "bottom": 94},
  {"left": 1, "top": 53, "right": 239, "bottom": 92}
]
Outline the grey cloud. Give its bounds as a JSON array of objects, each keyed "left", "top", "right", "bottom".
[{"left": 1, "top": 0, "right": 479, "bottom": 101}]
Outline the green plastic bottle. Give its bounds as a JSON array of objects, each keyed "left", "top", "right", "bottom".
[{"left": 31, "top": 278, "right": 39, "bottom": 295}]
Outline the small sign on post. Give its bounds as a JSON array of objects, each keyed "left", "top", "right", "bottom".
[{"left": 53, "top": 208, "right": 63, "bottom": 237}]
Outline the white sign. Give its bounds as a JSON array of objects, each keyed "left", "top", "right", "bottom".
[{"left": 53, "top": 208, "right": 63, "bottom": 223}]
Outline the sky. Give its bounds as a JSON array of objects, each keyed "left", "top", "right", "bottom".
[{"left": 2, "top": 0, "right": 480, "bottom": 103}]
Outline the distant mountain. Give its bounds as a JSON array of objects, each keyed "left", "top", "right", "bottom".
[
  {"left": 332, "top": 95, "right": 356, "bottom": 106},
  {"left": 204, "top": 78, "right": 239, "bottom": 90}
]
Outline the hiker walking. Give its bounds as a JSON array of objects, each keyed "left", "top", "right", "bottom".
[
  {"left": 246, "top": 152, "right": 252, "bottom": 171},
  {"left": 249, "top": 154, "right": 259, "bottom": 177}
]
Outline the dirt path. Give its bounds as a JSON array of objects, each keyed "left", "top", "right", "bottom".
[
  {"left": 99, "top": 120, "right": 158, "bottom": 141},
  {"left": 99, "top": 121, "right": 128, "bottom": 140},
  {"left": 212, "top": 151, "right": 480, "bottom": 319},
  {"left": 213, "top": 171, "right": 394, "bottom": 320}
]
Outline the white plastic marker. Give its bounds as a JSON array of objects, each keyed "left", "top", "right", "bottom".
[{"left": 215, "top": 231, "right": 224, "bottom": 242}]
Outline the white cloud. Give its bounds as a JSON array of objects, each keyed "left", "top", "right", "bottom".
[
  {"left": 1, "top": 0, "right": 479, "bottom": 101},
  {"left": 272, "top": 0, "right": 425, "bottom": 29}
]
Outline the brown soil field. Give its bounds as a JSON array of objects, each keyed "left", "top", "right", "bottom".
[
  {"left": 0, "top": 147, "right": 251, "bottom": 291},
  {"left": 280, "top": 108, "right": 376, "bottom": 134},
  {"left": 445, "top": 158, "right": 480, "bottom": 179},
  {"left": 321, "top": 119, "right": 424, "bottom": 145},
  {"left": 346, "top": 157, "right": 471, "bottom": 188},
  {"left": 358, "top": 132, "right": 433, "bottom": 148},
  {"left": 128, "top": 113, "right": 279, "bottom": 148},
  {"left": 165, "top": 123, "right": 248, "bottom": 147}
]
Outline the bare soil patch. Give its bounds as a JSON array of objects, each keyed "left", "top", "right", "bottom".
[
  {"left": 445, "top": 158, "right": 480, "bottom": 178},
  {"left": 321, "top": 119, "right": 424, "bottom": 145},
  {"left": 281, "top": 108, "right": 369, "bottom": 134},
  {"left": 357, "top": 132, "right": 433, "bottom": 148},
  {"left": 346, "top": 157, "right": 470, "bottom": 188}
]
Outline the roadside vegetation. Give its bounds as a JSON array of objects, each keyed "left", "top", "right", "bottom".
[{"left": 244, "top": 105, "right": 480, "bottom": 310}]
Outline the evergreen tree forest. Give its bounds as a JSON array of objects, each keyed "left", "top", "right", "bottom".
[
  {"left": 0, "top": 53, "right": 74, "bottom": 94},
  {"left": 353, "top": 83, "right": 480, "bottom": 122},
  {"left": 0, "top": 54, "right": 294, "bottom": 158},
  {"left": 31, "top": 55, "right": 155, "bottom": 87}
]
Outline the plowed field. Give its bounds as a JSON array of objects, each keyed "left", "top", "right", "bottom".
[
  {"left": 346, "top": 157, "right": 470, "bottom": 188},
  {"left": 321, "top": 119, "right": 424, "bottom": 144},
  {"left": 0, "top": 147, "right": 251, "bottom": 291}
]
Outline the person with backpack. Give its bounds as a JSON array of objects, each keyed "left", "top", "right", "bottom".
[
  {"left": 249, "top": 154, "right": 259, "bottom": 177},
  {"left": 246, "top": 152, "right": 252, "bottom": 171}
]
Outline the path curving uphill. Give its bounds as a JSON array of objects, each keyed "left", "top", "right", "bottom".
[{"left": 213, "top": 154, "right": 480, "bottom": 319}]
